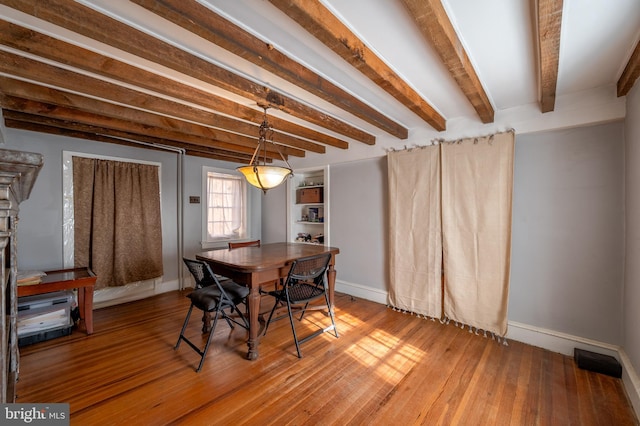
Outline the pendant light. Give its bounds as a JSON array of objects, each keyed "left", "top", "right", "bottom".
[{"left": 237, "top": 106, "right": 293, "bottom": 193}]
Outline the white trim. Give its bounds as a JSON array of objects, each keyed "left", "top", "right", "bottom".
[
  {"left": 93, "top": 278, "right": 179, "bottom": 309},
  {"left": 336, "top": 283, "right": 639, "bottom": 418},
  {"left": 335, "top": 279, "right": 387, "bottom": 305},
  {"left": 620, "top": 349, "right": 640, "bottom": 416},
  {"left": 506, "top": 321, "right": 619, "bottom": 357}
]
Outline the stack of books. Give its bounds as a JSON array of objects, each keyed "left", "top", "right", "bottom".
[{"left": 16, "top": 271, "right": 46, "bottom": 286}]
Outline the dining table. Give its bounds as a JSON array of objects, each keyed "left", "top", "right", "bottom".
[{"left": 196, "top": 242, "right": 339, "bottom": 360}]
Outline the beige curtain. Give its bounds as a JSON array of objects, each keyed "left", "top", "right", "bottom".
[
  {"left": 387, "top": 146, "right": 442, "bottom": 319},
  {"left": 441, "top": 132, "right": 514, "bottom": 336},
  {"left": 73, "top": 157, "right": 163, "bottom": 288}
]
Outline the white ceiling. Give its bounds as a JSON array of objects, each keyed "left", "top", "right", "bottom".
[{"left": 1, "top": 0, "right": 639, "bottom": 166}]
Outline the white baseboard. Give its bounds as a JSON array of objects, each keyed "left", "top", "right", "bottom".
[
  {"left": 93, "top": 277, "right": 180, "bottom": 309},
  {"left": 505, "top": 320, "right": 620, "bottom": 357},
  {"left": 335, "top": 279, "right": 387, "bottom": 305},
  {"left": 335, "top": 282, "right": 640, "bottom": 418},
  {"left": 619, "top": 349, "right": 640, "bottom": 417}
]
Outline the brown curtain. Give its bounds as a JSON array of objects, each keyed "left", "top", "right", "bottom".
[{"left": 73, "top": 157, "right": 163, "bottom": 288}]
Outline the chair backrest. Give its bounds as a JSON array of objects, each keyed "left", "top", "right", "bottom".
[
  {"left": 286, "top": 253, "right": 332, "bottom": 288},
  {"left": 183, "top": 258, "right": 220, "bottom": 289},
  {"left": 228, "top": 240, "right": 261, "bottom": 249}
]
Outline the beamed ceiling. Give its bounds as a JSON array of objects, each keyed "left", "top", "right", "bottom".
[{"left": 0, "top": 0, "right": 639, "bottom": 164}]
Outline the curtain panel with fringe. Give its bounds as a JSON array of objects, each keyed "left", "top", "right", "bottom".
[
  {"left": 388, "top": 131, "right": 514, "bottom": 337},
  {"left": 387, "top": 146, "right": 443, "bottom": 319}
]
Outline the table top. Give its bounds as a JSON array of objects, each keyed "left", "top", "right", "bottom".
[
  {"left": 40, "top": 267, "right": 96, "bottom": 285},
  {"left": 18, "top": 267, "right": 96, "bottom": 297},
  {"left": 196, "top": 242, "right": 339, "bottom": 273}
]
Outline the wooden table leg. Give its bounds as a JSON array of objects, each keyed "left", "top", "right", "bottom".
[
  {"left": 246, "top": 283, "right": 260, "bottom": 360},
  {"left": 78, "top": 287, "right": 94, "bottom": 335},
  {"left": 202, "top": 312, "right": 212, "bottom": 333},
  {"left": 84, "top": 287, "right": 94, "bottom": 335},
  {"left": 327, "top": 262, "right": 336, "bottom": 310}
]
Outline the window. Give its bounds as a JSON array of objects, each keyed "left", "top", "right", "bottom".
[{"left": 203, "top": 168, "right": 247, "bottom": 243}]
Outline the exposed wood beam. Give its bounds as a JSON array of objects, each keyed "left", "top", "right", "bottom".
[
  {"left": 0, "top": 96, "right": 290, "bottom": 160},
  {"left": 268, "top": 0, "right": 446, "bottom": 131},
  {"left": 0, "top": 0, "right": 375, "bottom": 144},
  {"left": 0, "top": 76, "right": 304, "bottom": 158},
  {"left": 399, "top": 0, "right": 494, "bottom": 123},
  {"left": 3, "top": 115, "right": 255, "bottom": 162},
  {"left": 3, "top": 109, "right": 279, "bottom": 161},
  {"left": 0, "top": 19, "right": 345, "bottom": 151},
  {"left": 132, "top": 0, "right": 408, "bottom": 139},
  {"left": 536, "top": 0, "right": 563, "bottom": 113},
  {"left": 617, "top": 39, "right": 640, "bottom": 97},
  {"left": 0, "top": 51, "right": 309, "bottom": 155}
]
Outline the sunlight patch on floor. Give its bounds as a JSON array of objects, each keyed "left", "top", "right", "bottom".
[
  {"left": 334, "top": 311, "right": 363, "bottom": 332},
  {"left": 343, "top": 318, "right": 426, "bottom": 383}
]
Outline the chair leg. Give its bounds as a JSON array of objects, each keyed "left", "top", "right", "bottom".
[
  {"left": 196, "top": 308, "right": 221, "bottom": 372},
  {"left": 263, "top": 297, "right": 280, "bottom": 336},
  {"left": 232, "top": 304, "right": 250, "bottom": 329},
  {"left": 285, "top": 296, "right": 303, "bottom": 358},
  {"left": 223, "top": 315, "right": 235, "bottom": 329},
  {"left": 298, "top": 301, "right": 310, "bottom": 321},
  {"left": 176, "top": 304, "right": 195, "bottom": 349},
  {"left": 176, "top": 303, "right": 227, "bottom": 372},
  {"left": 324, "top": 292, "right": 339, "bottom": 338}
]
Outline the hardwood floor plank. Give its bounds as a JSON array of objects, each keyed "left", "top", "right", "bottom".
[
  {"left": 494, "top": 337, "right": 525, "bottom": 424},
  {"left": 15, "top": 291, "right": 638, "bottom": 425},
  {"left": 363, "top": 320, "right": 466, "bottom": 424}
]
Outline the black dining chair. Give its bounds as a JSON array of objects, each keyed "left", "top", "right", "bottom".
[
  {"left": 176, "top": 258, "right": 249, "bottom": 372},
  {"left": 262, "top": 252, "right": 338, "bottom": 358}
]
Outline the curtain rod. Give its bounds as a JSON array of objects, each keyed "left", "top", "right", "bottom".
[
  {"left": 385, "top": 128, "right": 515, "bottom": 153},
  {"left": 434, "top": 127, "right": 515, "bottom": 146}
]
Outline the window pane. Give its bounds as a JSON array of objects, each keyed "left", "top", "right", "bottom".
[{"left": 205, "top": 171, "right": 246, "bottom": 240}]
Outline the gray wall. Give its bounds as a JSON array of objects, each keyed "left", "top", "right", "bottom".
[
  {"left": 260, "top": 183, "right": 287, "bottom": 244},
  {"left": 330, "top": 158, "right": 388, "bottom": 290},
  {"left": 263, "top": 122, "right": 626, "bottom": 346},
  {"left": 510, "top": 123, "right": 624, "bottom": 344}
]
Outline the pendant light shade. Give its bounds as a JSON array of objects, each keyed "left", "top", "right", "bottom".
[
  {"left": 237, "top": 164, "right": 292, "bottom": 191},
  {"left": 237, "top": 106, "right": 292, "bottom": 193}
]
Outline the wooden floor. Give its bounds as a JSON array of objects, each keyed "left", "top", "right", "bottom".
[{"left": 16, "top": 290, "right": 638, "bottom": 425}]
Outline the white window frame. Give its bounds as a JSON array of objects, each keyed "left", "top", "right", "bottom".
[{"left": 201, "top": 167, "right": 249, "bottom": 248}]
